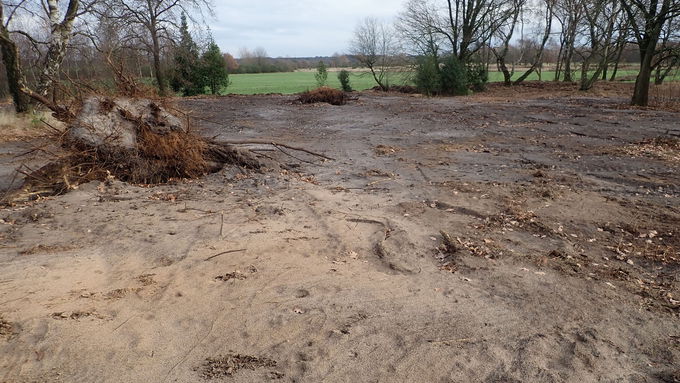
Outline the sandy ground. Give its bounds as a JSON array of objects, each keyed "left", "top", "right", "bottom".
[{"left": 0, "top": 84, "right": 679, "bottom": 382}]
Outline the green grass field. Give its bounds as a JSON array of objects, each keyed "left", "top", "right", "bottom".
[
  {"left": 223, "top": 71, "right": 411, "bottom": 95},
  {"left": 222, "top": 69, "right": 676, "bottom": 95}
]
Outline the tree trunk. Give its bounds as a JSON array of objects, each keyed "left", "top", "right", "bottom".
[
  {"left": 563, "top": 27, "right": 576, "bottom": 82},
  {"left": 493, "top": 2, "right": 521, "bottom": 87},
  {"left": 369, "top": 65, "right": 387, "bottom": 91},
  {"left": 654, "top": 55, "right": 679, "bottom": 85},
  {"left": 609, "top": 44, "right": 624, "bottom": 81},
  {"left": 150, "top": 27, "right": 167, "bottom": 96},
  {"left": 36, "top": 0, "right": 79, "bottom": 96},
  {"left": 632, "top": 41, "right": 655, "bottom": 106},
  {"left": 514, "top": 0, "right": 553, "bottom": 85},
  {"left": 554, "top": 41, "right": 564, "bottom": 81},
  {"left": 498, "top": 58, "right": 512, "bottom": 85},
  {"left": 580, "top": 59, "right": 604, "bottom": 91},
  {"left": 563, "top": 45, "right": 574, "bottom": 82},
  {"left": 0, "top": 32, "right": 29, "bottom": 112},
  {"left": 38, "top": 36, "right": 71, "bottom": 96}
]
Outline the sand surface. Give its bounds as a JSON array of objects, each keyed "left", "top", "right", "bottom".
[{"left": 1, "top": 86, "right": 679, "bottom": 382}]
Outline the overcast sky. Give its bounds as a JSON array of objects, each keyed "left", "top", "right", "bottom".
[{"left": 208, "top": 0, "right": 404, "bottom": 58}]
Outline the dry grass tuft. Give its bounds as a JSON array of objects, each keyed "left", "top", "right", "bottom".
[
  {"left": 197, "top": 353, "right": 277, "bottom": 379},
  {"left": 0, "top": 316, "right": 12, "bottom": 337},
  {"left": 374, "top": 144, "right": 401, "bottom": 156},
  {"left": 0, "top": 109, "right": 64, "bottom": 142},
  {"left": 19, "top": 244, "right": 76, "bottom": 255},
  {"left": 651, "top": 82, "right": 680, "bottom": 111},
  {"left": 297, "top": 87, "right": 349, "bottom": 105}
]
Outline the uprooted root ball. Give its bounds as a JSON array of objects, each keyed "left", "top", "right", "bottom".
[
  {"left": 3, "top": 97, "right": 265, "bottom": 204},
  {"left": 297, "top": 87, "right": 350, "bottom": 106}
]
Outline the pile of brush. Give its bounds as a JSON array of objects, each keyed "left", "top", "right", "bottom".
[
  {"left": 296, "top": 87, "right": 350, "bottom": 106},
  {"left": 4, "top": 96, "right": 265, "bottom": 204}
]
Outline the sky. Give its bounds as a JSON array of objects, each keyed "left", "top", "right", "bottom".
[{"left": 208, "top": 0, "right": 404, "bottom": 58}]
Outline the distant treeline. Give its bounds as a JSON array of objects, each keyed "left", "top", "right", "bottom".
[
  {"left": 225, "top": 49, "right": 362, "bottom": 74},
  {"left": 221, "top": 42, "right": 646, "bottom": 75},
  {"left": 0, "top": 0, "right": 677, "bottom": 108}
]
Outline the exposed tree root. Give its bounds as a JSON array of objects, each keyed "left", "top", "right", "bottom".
[{"left": 2, "top": 96, "right": 328, "bottom": 205}]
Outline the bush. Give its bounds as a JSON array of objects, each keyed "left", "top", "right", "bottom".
[
  {"left": 338, "top": 70, "right": 352, "bottom": 92},
  {"left": 415, "top": 55, "right": 441, "bottom": 96},
  {"left": 413, "top": 54, "right": 490, "bottom": 96},
  {"left": 414, "top": 54, "right": 469, "bottom": 96},
  {"left": 315, "top": 61, "right": 328, "bottom": 87},
  {"left": 440, "top": 55, "right": 469, "bottom": 96},
  {"left": 201, "top": 41, "right": 230, "bottom": 95},
  {"left": 171, "top": 13, "right": 203, "bottom": 96},
  {"left": 297, "top": 87, "right": 349, "bottom": 105},
  {"left": 466, "top": 62, "right": 488, "bottom": 92}
]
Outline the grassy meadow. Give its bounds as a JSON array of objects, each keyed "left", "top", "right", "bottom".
[
  {"left": 221, "top": 68, "right": 667, "bottom": 95},
  {"left": 223, "top": 71, "right": 410, "bottom": 95}
]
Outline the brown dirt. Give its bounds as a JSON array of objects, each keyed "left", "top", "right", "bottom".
[{"left": 0, "top": 87, "right": 678, "bottom": 382}]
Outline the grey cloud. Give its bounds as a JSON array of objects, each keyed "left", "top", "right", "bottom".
[{"left": 208, "top": 0, "right": 403, "bottom": 57}]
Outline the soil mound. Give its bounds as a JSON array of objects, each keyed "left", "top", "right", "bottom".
[{"left": 3, "top": 97, "right": 265, "bottom": 204}]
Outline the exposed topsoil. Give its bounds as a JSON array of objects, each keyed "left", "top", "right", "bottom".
[{"left": 0, "top": 83, "right": 678, "bottom": 382}]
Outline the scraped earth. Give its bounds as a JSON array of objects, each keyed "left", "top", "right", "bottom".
[{"left": 0, "top": 84, "right": 679, "bottom": 382}]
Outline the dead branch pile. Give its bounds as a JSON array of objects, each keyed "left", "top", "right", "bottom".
[
  {"left": 4, "top": 96, "right": 265, "bottom": 203},
  {"left": 297, "top": 87, "right": 349, "bottom": 106}
]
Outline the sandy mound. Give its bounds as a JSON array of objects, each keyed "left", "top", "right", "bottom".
[{"left": 3, "top": 97, "right": 266, "bottom": 204}]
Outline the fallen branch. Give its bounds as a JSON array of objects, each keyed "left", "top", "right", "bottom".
[
  {"left": 21, "top": 86, "right": 75, "bottom": 121},
  {"left": 40, "top": 119, "right": 65, "bottom": 135},
  {"left": 218, "top": 140, "right": 335, "bottom": 161},
  {"left": 162, "top": 106, "right": 334, "bottom": 162},
  {"left": 272, "top": 144, "right": 318, "bottom": 165},
  {"left": 204, "top": 249, "right": 247, "bottom": 262}
]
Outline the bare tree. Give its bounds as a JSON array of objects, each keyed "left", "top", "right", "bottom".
[
  {"left": 553, "top": 0, "right": 584, "bottom": 81},
  {"left": 1, "top": 0, "right": 98, "bottom": 112},
  {"left": 350, "top": 17, "right": 398, "bottom": 91},
  {"left": 575, "top": 0, "right": 625, "bottom": 90},
  {"left": 38, "top": 0, "right": 89, "bottom": 95},
  {"left": 513, "top": 0, "right": 555, "bottom": 84},
  {"left": 399, "top": 0, "right": 507, "bottom": 63},
  {"left": 398, "top": 0, "right": 447, "bottom": 58},
  {"left": 653, "top": 15, "right": 680, "bottom": 84},
  {"left": 620, "top": 0, "right": 680, "bottom": 106},
  {"left": 0, "top": 1, "right": 28, "bottom": 111},
  {"left": 443, "top": 0, "right": 505, "bottom": 62},
  {"left": 489, "top": 0, "right": 526, "bottom": 85},
  {"left": 605, "top": 15, "right": 630, "bottom": 81},
  {"left": 253, "top": 46, "right": 268, "bottom": 68},
  {"left": 102, "top": 0, "right": 213, "bottom": 96}
]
